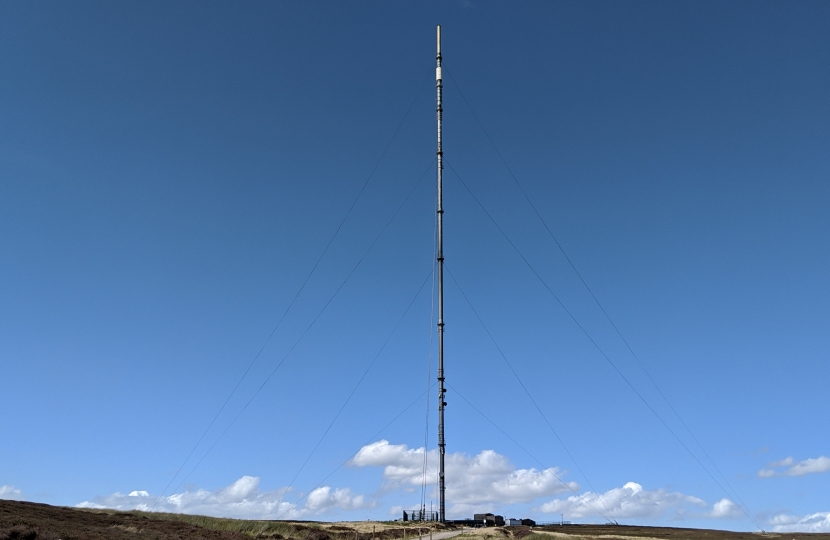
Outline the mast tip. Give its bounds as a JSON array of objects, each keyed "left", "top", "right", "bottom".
[{"left": 436, "top": 25, "right": 441, "bottom": 54}]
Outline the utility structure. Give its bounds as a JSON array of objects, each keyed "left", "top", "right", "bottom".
[{"left": 435, "top": 24, "right": 446, "bottom": 524}]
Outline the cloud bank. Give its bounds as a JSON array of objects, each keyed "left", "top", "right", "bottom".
[
  {"left": 770, "top": 512, "right": 830, "bottom": 533},
  {"left": 0, "top": 485, "right": 23, "bottom": 501},
  {"left": 352, "top": 440, "right": 577, "bottom": 516},
  {"left": 758, "top": 456, "right": 830, "bottom": 477},
  {"left": 538, "top": 482, "right": 740, "bottom": 521},
  {"left": 76, "top": 476, "right": 368, "bottom": 520},
  {"left": 70, "top": 442, "right": 750, "bottom": 524}
]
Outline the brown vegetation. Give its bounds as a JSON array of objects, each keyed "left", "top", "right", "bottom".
[
  {"left": 0, "top": 500, "right": 444, "bottom": 540},
  {"left": 4, "top": 500, "right": 830, "bottom": 540},
  {"left": 534, "top": 524, "right": 830, "bottom": 540}
]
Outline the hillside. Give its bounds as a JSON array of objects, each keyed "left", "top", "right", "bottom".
[
  {"left": 0, "top": 500, "right": 440, "bottom": 540},
  {"left": 2, "top": 500, "right": 829, "bottom": 540}
]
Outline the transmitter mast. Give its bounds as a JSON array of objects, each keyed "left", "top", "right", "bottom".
[{"left": 435, "top": 24, "right": 446, "bottom": 524}]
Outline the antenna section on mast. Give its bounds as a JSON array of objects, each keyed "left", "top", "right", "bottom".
[{"left": 435, "top": 23, "right": 446, "bottom": 524}]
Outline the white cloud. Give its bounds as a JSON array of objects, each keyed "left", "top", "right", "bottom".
[
  {"left": 788, "top": 456, "right": 830, "bottom": 476},
  {"left": 770, "top": 457, "right": 795, "bottom": 467},
  {"left": 351, "top": 440, "right": 578, "bottom": 516},
  {"left": 708, "top": 498, "right": 743, "bottom": 519},
  {"left": 305, "top": 486, "right": 365, "bottom": 514},
  {"left": 0, "top": 485, "right": 23, "bottom": 501},
  {"left": 758, "top": 456, "right": 830, "bottom": 478},
  {"left": 352, "top": 440, "right": 423, "bottom": 480},
  {"left": 538, "top": 483, "right": 743, "bottom": 522},
  {"left": 538, "top": 482, "right": 710, "bottom": 521},
  {"left": 770, "top": 512, "right": 830, "bottom": 533},
  {"left": 76, "top": 476, "right": 369, "bottom": 520}
]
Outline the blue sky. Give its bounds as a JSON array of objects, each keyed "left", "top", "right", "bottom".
[{"left": 1, "top": 0, "right": 829, "bottom": 532}]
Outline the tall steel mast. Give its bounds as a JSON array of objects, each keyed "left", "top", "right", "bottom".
[{"left": 435, "top": 24, "right": 446, "bottom": 524}]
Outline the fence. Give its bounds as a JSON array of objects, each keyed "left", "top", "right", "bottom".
[{"left": 403, "top": 510, "right": 439, "bottom": 522}]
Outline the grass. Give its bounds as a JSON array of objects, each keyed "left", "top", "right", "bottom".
[
  {"left": 117, "top": 512, "right": 445, "bottom": 540},
  {"left": 126, "top": 511, "right": 313, "bottom": 539}
]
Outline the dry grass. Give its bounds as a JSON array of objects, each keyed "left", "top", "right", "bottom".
[
  {"left": 129, "top": 511, "right": 299, "bottom": 538},
  {"left": 125, "top": 513, "right": 446, "bottom": 540}
]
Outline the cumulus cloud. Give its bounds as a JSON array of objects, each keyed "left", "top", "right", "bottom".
[
  {"left": 305, "top": 486, "right": 365, "bottom": 514},
  {"left": 76, "top": 476, "right": 369, "bottom": 519},
  {"left": 538, "top": 483, "right": 743, "bottom": 522},
  {"left": 758, "top": 456, "right": 830, "bottom": 478},
  {"left": 708, "top": 498, "right": 743, "bottom": 519},
  {"left": 538, "top": 481, "right": 734, "bottom": 521},
  {"left": 770, "top": 512, "right": 830, "bottom": 533},
  {"left": 351, "top": 440, "right": 577, "bottom": 516},
  {"left": 0, "top": 485, "right": 23, "bottom": 501}
]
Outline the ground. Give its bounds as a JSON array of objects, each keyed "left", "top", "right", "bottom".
[{"left": 2, "top": 500, "right": 829, "bottom": 540}]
